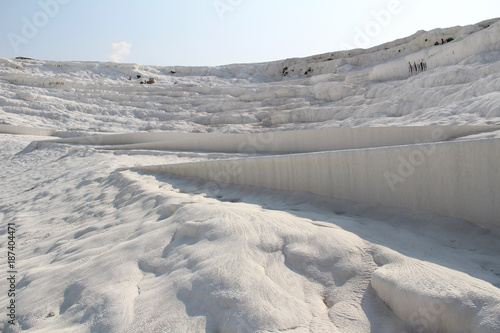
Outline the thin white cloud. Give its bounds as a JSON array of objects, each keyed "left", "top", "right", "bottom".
[{"left": 109, "top": 41, "right": 132, "bottom": 62}]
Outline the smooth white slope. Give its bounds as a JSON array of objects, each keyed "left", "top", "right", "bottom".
[
  {"left": 372, "top": 254, "right": 500, "bottom": 333},
  {"left": 0, "top": 125, "right": 56, "bottom": 136},
  {"left": 38, "top": 125, "right": 499, "bottom": 153},
  {"left": 369, "top": 19, "right": 500, "bottom": 82},
  {"left": 138, "top": 138, "right": 500, "bottom": 229}
]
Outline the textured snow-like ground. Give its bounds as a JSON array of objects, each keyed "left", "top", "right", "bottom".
[{"left": 1, "top": 19, "right": 500, "bottom": 333}]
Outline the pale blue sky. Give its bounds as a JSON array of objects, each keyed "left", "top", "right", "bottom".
[{"left": 1, "top": 0, "right": 499, "bottom": 66}]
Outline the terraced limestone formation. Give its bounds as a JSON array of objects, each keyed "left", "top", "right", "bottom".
[{"left": 0, "top": 18, "right": 500, "bottom": 333}]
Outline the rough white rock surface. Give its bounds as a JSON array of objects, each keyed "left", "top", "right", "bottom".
[{"left": 0, "top": 18, "right": 499, "bottom": 333}]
